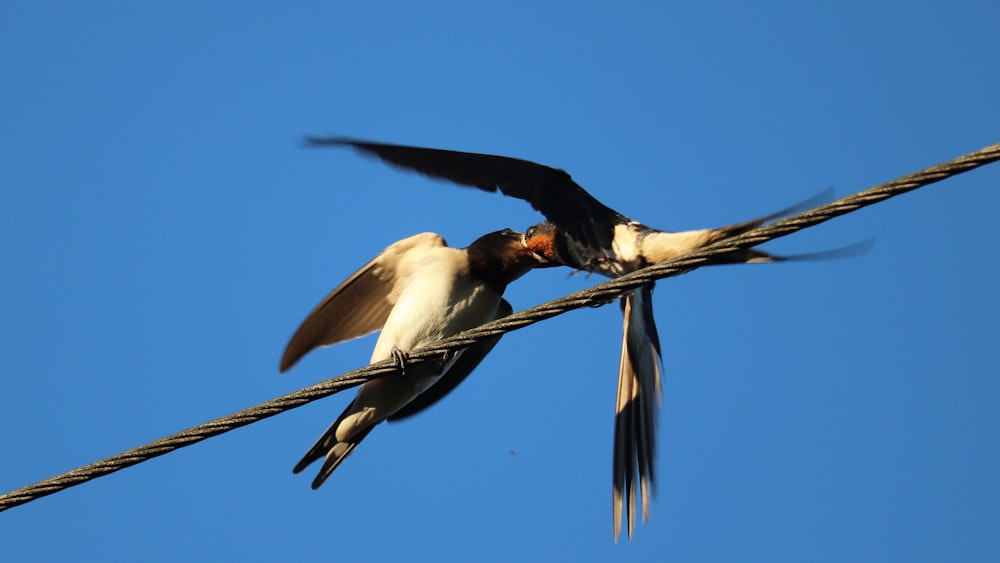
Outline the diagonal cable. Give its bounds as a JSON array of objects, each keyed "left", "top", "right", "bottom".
[{"left": 1, "top": 141, "right": 997, "bottom": 513}]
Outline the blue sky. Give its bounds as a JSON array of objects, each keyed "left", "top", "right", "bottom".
[{"left": 2, "top": 2, "right": 999, "bottom": 561}]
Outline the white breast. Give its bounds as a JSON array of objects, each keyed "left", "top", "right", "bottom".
[
  {"left": 371, "top": 246, "right": 500, "bottom": 365},
  {"left": 348, "top": 247, "right": 501, "bottom": 419}
]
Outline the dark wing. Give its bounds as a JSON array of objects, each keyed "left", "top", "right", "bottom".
[
  {"left": 304, "top": 137, "right": 629, "bottom": 254},
  {"left": 280, "top": 232, "right": 446, "bottom": 372},
  {"left": 387, "top": 299, "right": 514, "bottom": 421}
]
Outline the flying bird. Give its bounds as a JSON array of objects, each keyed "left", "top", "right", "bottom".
[
  {"left": 303, "top": 136, "right": 828, "bottom": 540},
  {"left": 282, "top": 229, "right": 550, "bottom": 488}
]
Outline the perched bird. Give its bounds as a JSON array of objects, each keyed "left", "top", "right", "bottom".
[
  {"left": 282, "top": 229, "right": 550, "bottom": 488},
  {"left": 303, "top": 137, "right": 826, "bottom": 540}
]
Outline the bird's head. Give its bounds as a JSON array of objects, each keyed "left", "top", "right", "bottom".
[
  {"left": 522, "top": 221, "right": 568, "bottom": 267},
  {"left": 467, "top": 228, "right": 555, "bottom": 291}
]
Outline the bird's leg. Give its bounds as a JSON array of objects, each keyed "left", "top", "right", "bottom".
[{"left": 390, "top": 347, "right": 410, "bottom": 376}]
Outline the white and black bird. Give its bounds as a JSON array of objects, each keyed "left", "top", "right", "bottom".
[
  {"left": 282, "top": 229, "right": 550, "bottom": 488},
  {"left": 303, "top": 137, "right": 829, "bottom": 539}
]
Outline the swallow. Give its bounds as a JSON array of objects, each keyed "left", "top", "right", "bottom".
[
  {"left": 281, "top": 228, "right": 549, "bottom": 488},
  {"left": 303, "top": 137, "right": 827, "bottom": 540}
]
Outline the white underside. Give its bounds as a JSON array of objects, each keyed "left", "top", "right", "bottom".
[{"left": 336, "top": 246, "right": 500, "bottom": 441}]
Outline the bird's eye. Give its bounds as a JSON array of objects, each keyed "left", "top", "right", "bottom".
[
  {"left": 525, "top": 226, "right": 537, "bottom": 238},
  {"left": 500, "top": 228, "right": 514, "bottom": 237}
]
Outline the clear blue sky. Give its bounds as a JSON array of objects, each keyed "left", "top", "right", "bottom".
[{"left": 2, "top": 2, "right": 998, "bottom": 561}]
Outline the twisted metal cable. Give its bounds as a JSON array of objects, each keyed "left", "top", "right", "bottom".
[{"left": 2, "top": 142, "right": 998, "bottom": 513}]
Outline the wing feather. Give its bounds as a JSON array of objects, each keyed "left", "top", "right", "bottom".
[
  {"left": 305, "top": 137, "right": 627, "bottom": 252},
  {"left": 280, "top": 232, "right": 446, "bottom": 372}
]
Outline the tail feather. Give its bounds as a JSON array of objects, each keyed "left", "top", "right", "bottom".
[
  {"left": 717, "top": 237, "right": 875, "bottom": 265},
  {"left": 613, "top": 324, "right": 636, "bottom": 542},
  {"left": 714, "top": 187, "right": 835, "bottom": 239},
  {"left": 293, "top": 401, "right": 354, "bottom": 475},
  {"left": 294, "top": 398, "right": 379, "bottom": 488},
  {"left": 706, "top": 189, "right": 875, "bottom": 266},
  {"left": 612, "top": 288, "right": 661, "bottom": 542},
  {"left": 310, "top": 425, "right": 376, "bottom": 489}
]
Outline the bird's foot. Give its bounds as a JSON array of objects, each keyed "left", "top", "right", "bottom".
[{"left": 390, "top": 347, "right": 410, "bottom": 376}]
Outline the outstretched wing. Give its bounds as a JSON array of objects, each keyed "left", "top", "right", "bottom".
[
  {"left": 305, "top": 137, "right": 629, "bottom": 255},
  {"left": 280, "top": 232, "right": 447, "bottom": 372}
]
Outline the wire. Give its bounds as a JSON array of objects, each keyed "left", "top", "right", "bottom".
[{"left": 2, "top": 141, "right": 998, "bottom": 513}]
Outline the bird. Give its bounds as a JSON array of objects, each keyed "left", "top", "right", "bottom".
[
  {"left": 302, "top": 136, "right": 828, "bottom": 540},
  {"left": 281, "top": 228, "right": 550, "bottom": 488}
]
